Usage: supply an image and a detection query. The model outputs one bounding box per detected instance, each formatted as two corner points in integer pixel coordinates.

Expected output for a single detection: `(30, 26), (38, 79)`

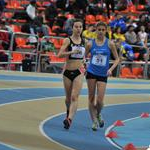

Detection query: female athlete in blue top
(85, 22), (120, 131)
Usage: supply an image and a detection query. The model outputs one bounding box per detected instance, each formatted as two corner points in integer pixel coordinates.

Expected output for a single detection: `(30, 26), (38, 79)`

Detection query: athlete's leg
(68, 73), (84, 120)
(87, 79), (97, 126)
(96, 81), (107, 127)
(63, 76), (72, 118)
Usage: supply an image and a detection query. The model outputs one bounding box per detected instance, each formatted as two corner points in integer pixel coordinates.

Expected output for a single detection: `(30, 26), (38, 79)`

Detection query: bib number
(91, 54), (107, 66)
(71, 46), (85, 58)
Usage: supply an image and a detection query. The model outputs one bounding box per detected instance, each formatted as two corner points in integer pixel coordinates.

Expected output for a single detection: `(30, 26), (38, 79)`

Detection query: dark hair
(114, 26), (121, 32)
(0, 20), (5, 25)
(127, 25), (134, 31)
(30, 0), (36, 5)
(72, 19), (83, 28)
(96, 21), (107, 29)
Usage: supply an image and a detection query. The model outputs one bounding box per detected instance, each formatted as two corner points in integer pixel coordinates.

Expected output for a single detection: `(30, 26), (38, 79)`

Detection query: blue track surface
(0, 74), (150, 150)
(43, 103), (150, 150)
(0, 88), (150, 104)
(113, 116), (150, 147)
(0, 74), (150, 84)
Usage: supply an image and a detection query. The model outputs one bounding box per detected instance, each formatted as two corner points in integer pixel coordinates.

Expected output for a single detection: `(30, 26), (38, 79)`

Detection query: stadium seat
(95, 15), (106, 22)
(50, 38), (62, 49)
(120, 67), (136, 78)
(132, 67), (143, 78)
(4, 12), (13, 18)
(136, 4), (145, 11)
(128, 5), (136, 13)
(16, 37), (35, 49)
(134, 52), (140, 60)
(12, 52), (23, 62)
(65, 14), (75, 19)
(85, 14), (96, 24)
(10, 25), (21, 32)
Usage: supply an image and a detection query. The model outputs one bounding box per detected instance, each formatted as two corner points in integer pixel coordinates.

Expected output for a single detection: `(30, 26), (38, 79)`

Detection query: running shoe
(97, 114), (104, 128)
(92, 121), (98, 131)
(63, 118), (72, 129)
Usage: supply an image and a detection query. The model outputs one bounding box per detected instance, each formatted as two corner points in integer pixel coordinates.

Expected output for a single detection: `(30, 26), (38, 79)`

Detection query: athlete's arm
(108, 40), (120, 76)
(57, 38), (79, 58)
(85, 40), (92, 58)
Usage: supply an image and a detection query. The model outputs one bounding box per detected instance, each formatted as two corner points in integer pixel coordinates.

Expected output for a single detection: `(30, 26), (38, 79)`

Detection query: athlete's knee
(97, 95), (104, 102)
(88, 94), (95, 102)
(71, 94), (78, 101)
(97, 100), (104, 108)
(65, 97), (71, 103)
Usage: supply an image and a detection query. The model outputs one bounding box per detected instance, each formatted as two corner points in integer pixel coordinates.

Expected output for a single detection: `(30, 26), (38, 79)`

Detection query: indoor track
(0, 70), (150, 150)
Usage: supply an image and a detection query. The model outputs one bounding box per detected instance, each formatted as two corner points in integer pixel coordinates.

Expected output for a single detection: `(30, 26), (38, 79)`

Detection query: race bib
(91, 54), (107, 66)
(71, 46), (85, 58)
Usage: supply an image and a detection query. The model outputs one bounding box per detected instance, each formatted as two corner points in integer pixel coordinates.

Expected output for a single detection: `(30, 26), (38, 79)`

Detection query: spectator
(82, 24), (96, 40)
(109, 14), (127, 33)
(138, 25), (148, 48)
(146, 0), (150, 14)
(116, 0), (128, 11)
(33, 10), (50, 37)
(125, 25), (138, 45)
(0, 51), (8, 62)
(136, 14), (149, 33)
(0, 20), (13, 50)
(64, 18), (74, 36)
(104, 0), (115, 18)
(26, 0), (37, 23)
(113, 26), (126, 41)
(75, 0), (89, 15)
(22, 54), (32, 72)
(65, 0), (78, 14)
(125, 25), (147, 61)
(56, 0), (66, 10)
(0, 0), (6, 18)
(45, 2), (58, 28)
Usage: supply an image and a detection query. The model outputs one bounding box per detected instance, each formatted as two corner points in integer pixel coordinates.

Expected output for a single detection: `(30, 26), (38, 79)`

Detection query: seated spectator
(33, 10), (50, 37)
(135, 13), (149, 33)
(105, 0), (115, 18)
(22, 54), (32, 72)
(56, 0), (66, 10)
(75, 0), (89, 15)
(138, 25), (148, 48)
(146, 0), (150, 14)
(113, 26), (126, 41)
(116, 39), (134, 61)
(0, 0), (7, 18)
(106, 25), (112, 39)
(126, 17), (137, 29)
(0, 20), (12, 50)
(0, 51), (8, 62)
(113, 27), (134, 61)
(45, 2), (58, 28)
(116, 0), (128, 11)
(125, 25), (147, 61)
(64, 18), (74, 36)
(137, 25), (148, 60)
(109, 13), (127, 33)
(26, 0), (37, 23)
(125, 25), (137, 45)
(82, 24), (96, 40)
(65, 0), (78, 14)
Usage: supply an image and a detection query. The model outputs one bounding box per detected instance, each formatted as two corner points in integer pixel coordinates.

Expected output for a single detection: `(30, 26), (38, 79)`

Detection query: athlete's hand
(107, 69), (112, 76)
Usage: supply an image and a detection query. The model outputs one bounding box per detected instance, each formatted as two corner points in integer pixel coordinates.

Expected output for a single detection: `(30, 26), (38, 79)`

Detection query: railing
(116, 43), (150, 79)
(1, 30), (150, 79)
(0, 30), (39, 72)
(37, 36), (65, 73)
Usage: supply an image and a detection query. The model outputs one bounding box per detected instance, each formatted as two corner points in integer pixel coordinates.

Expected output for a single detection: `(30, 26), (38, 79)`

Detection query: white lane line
(39, 101), (150, 150)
